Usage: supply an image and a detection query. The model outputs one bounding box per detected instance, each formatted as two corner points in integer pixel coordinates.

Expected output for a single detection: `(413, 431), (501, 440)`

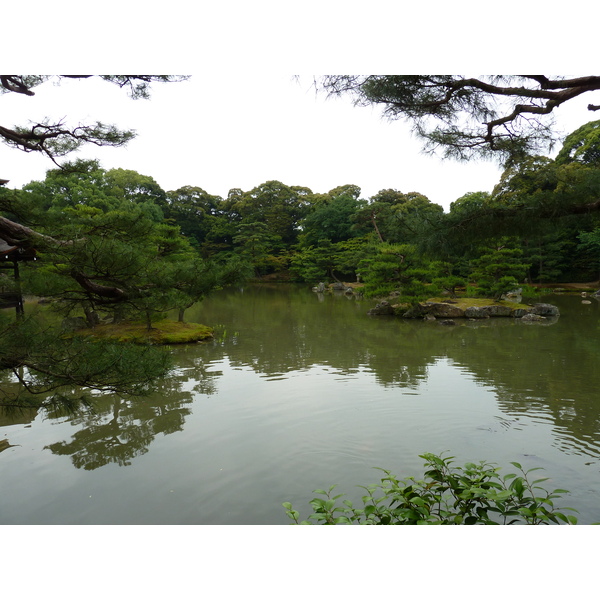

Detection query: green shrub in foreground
(283, 453), (578, 524)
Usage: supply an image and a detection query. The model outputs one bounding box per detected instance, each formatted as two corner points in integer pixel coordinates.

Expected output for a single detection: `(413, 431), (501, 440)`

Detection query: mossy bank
(71, 319), (214, 344)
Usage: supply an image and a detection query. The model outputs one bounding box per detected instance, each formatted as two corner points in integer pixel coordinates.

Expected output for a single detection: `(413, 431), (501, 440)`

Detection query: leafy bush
(283, 453), (578, 525)
(469, 241), (530, 300)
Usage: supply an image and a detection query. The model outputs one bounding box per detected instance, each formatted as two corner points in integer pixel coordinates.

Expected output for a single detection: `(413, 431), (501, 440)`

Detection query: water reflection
(2, 285), (600, 524)
(184, 286), (600, 461)
(39, 352), (219, 470)
(21, 286), (600, 469)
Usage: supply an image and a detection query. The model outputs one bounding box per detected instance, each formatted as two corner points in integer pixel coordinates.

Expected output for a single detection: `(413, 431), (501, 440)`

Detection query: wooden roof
(0, 237), (37, 261)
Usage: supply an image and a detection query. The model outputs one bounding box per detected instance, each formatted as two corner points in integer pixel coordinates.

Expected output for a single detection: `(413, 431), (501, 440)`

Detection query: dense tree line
(52, 118), (596, 303)
(4, 119), (600, 316)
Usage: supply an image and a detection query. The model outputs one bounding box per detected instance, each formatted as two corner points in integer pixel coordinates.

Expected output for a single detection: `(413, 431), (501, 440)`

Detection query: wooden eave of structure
(0, 237), (37, 262)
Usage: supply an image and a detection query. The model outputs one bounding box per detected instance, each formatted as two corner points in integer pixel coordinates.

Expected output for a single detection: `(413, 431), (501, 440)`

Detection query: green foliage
(0, 309), (172, 411)
(11, 161), (249, 330)
(1, 160), (250, 412)
(359, 243), (439, 301)
(431, 262), (466, 297)
(233, 221), (283, 276)
(521, 234), (576, 283)
(283, 453), (578, 525)
(300, 187), (367, 246)
(227, 180), (312, 246)
(289, 238), (371, 283)
(352, 190), (442, 246)
(163, 186), (229, 254)
(469, 239), (530, 300)
(555, 120), (600, 166)
(577, 227), (600, 279)
(289, 245), (332, 282)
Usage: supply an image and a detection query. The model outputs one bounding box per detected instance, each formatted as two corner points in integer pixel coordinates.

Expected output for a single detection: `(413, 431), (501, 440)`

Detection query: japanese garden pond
(1, 284), (600, 524)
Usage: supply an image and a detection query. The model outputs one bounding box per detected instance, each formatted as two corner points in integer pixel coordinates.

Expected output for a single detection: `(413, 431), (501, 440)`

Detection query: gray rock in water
(464, 306), (490, 319)
(521, 313), (545, 322)
(531, 303), (560, 316)
(439, 319), (456, 326)
(483, 305), (514, 317)
(426, 302), (465, 318)
(463, 304), (515, 318)
(465, 304), (528, 318)
(402, 303), (430, 319)
(368, 301), (395, 316)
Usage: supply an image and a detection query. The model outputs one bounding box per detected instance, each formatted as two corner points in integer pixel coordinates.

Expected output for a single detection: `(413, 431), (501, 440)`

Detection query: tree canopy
(320, 76), (600, 163)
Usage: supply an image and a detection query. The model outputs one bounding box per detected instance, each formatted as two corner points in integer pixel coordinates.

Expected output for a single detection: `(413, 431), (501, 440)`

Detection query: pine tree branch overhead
(0, 75), (188, 164)
(319, 75), (600, 163)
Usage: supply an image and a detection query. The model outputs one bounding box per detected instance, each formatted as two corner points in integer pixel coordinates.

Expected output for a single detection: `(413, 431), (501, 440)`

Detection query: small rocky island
(314, 282), (565, 323)
(367, 297), (559, 323)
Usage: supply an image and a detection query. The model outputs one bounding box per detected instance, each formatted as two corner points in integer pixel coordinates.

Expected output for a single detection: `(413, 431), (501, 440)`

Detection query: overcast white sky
(1, 74), (596, 212)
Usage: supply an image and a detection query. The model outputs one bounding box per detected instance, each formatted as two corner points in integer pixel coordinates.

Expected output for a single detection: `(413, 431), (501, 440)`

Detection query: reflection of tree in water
(445, 298), (600, 460)
(193, 286), (600, 460)
(189, 285), (434, 389)
(44, 352), (219, 470)
(46, 394), (192, 469)
(45, 287), (600, 469)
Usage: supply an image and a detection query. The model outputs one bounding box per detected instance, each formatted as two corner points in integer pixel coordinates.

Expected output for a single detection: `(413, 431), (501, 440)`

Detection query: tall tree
(227, 180), (313, 246)
(0, 76), (189, 411)
(300, 185), (367, 246)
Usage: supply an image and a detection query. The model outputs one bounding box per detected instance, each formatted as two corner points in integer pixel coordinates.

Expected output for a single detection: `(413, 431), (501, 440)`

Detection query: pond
(1, 284), (600, 524)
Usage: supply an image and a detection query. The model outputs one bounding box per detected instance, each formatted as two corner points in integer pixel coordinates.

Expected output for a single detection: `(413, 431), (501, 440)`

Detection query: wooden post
(13, 260), (24, 319)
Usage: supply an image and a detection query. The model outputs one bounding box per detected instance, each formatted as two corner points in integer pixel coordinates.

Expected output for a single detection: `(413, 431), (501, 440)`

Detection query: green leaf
(510, 477), (525, 496)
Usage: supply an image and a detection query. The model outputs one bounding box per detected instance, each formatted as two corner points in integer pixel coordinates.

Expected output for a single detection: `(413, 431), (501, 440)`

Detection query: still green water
(1, 284), (600, 524)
